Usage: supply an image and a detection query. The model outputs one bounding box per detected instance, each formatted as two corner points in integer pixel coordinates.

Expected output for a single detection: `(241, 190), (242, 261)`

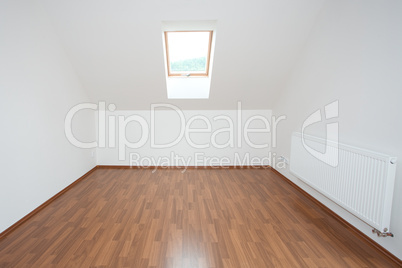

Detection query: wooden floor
(0, 168), (398, 267)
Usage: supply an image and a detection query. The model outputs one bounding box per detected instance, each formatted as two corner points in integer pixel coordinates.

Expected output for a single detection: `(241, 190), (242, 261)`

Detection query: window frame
(164, 30), (213, 77)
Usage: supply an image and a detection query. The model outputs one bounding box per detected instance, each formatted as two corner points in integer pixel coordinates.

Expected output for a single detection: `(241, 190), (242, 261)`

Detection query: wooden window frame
(164, 31), (213, 77)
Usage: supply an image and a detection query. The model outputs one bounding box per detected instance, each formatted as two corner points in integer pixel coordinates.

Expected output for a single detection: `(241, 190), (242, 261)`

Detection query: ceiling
(40, 0), (327, 110)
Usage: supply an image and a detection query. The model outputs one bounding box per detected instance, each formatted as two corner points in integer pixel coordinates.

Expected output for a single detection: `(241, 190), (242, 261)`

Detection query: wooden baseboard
(270, 167), (402, 266)
(97, 165), (271, 169)
(0, 166), (98, 240)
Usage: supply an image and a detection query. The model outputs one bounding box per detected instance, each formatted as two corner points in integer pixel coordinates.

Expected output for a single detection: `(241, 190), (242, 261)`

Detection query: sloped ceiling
(40, 0), (327, 110)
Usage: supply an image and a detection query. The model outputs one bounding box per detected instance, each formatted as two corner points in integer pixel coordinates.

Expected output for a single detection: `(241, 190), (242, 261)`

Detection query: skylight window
(164, 31), (213, 77)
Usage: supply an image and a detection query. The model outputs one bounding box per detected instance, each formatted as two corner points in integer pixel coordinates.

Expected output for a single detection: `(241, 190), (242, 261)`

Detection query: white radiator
(290, 132), (397, 233)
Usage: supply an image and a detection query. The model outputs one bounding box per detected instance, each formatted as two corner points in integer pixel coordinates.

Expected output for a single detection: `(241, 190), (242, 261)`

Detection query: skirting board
(0, 166), (98, 240)
(97, 165), (271, 169)
(270, 167), (402, 267)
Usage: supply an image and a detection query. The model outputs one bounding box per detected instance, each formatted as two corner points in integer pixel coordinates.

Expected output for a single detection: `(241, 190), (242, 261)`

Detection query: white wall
(272, 0), (402, 259)
(0, 1), (96, 233)
(97, 109), (272, 167)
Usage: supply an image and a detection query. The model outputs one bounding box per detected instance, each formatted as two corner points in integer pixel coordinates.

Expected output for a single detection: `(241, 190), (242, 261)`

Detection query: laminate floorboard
(0, 168), (398, 267)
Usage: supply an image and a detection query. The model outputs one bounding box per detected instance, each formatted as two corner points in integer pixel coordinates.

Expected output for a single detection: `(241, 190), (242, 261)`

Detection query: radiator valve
(372, 228), (394, 237)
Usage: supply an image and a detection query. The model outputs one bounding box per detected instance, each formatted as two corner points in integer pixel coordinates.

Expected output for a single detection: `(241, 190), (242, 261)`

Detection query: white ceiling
(40, 0), (327, 110)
